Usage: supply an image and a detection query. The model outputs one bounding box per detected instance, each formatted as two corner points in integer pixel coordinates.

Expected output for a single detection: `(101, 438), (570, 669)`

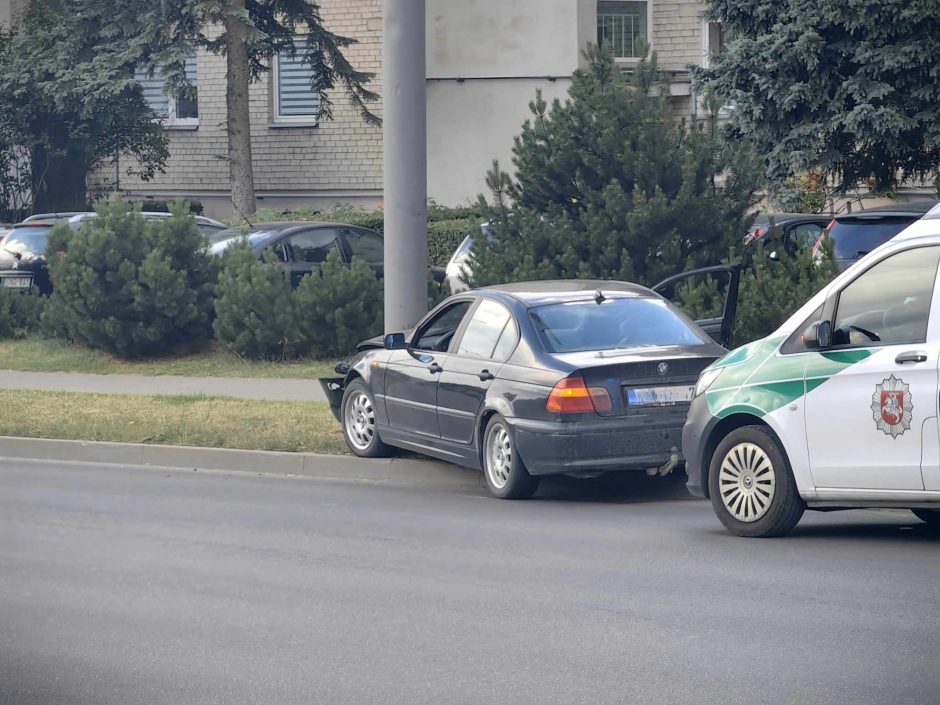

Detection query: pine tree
(702, 0), (940, 193)
(213, 242), (299, 359)
(470, 45), (761, 289)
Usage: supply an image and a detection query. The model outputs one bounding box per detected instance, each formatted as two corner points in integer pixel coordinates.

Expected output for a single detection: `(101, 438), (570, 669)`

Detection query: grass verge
(0, 389), (346, 454)
(0, 338), (338, 379)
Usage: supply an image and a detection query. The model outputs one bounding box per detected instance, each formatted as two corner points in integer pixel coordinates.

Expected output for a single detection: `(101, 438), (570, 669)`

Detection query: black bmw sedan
(325, 274), (738, 498)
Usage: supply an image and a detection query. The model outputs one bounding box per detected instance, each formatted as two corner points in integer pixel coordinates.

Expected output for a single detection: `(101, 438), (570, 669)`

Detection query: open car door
(652, 264), (740, 348)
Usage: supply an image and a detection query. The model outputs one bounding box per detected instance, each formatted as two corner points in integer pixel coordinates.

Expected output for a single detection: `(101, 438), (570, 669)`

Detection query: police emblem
(871, 375), (912, 438)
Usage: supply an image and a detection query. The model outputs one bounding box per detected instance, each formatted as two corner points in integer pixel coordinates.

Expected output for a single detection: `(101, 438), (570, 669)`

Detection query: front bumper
(510, 413), (686, 476)
(681, 394), (719, 498)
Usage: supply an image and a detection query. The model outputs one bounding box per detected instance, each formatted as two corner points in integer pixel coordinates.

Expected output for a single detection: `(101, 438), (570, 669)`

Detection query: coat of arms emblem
(871, 375), (912, 438)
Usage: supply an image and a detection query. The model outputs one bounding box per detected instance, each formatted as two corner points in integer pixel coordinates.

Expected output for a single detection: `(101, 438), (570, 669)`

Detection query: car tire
(341, 379), (393, 458)
(708, 425), (805, 538)
(482, 414), (539, 500)
(911, 509), (940, 528)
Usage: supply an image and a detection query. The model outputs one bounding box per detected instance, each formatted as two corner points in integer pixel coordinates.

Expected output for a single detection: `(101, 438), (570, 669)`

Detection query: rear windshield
(2, 226), (53, 258)
(529, 297), (707, 354)
(829, 218), (917, 260)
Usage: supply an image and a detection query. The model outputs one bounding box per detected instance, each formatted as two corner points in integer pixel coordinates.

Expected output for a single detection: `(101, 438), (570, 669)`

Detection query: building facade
(1, 0), (722, 218)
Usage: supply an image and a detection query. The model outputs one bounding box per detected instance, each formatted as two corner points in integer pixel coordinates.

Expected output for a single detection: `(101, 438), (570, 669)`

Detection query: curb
(0, 436), (484, 489)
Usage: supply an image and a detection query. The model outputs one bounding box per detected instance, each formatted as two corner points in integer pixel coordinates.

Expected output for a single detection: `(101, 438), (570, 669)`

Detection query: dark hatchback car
(209, 221), (445, 285)
(812, 201), (937, 270)
(743, 213), (831, 255)
(325, 272), (738, 498)
(0, 221), (57, 293)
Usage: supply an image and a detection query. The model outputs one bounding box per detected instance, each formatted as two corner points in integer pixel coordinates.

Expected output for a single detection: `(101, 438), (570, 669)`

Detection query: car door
(437, 299), (519, 445)
(382, 300), (474, 439)
(652, 264), (741, 348)
(803, 245), (940, 491)
(281, 228), (343, 286)
(341, 227), (384, 277)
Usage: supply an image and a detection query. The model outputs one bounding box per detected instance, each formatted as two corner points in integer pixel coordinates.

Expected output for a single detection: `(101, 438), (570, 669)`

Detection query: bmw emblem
(657, 362), (669, 376)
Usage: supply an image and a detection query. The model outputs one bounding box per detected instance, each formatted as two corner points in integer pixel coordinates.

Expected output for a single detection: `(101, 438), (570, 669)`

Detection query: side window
(832, 246), (940, 348)
(285, 229), (341, 265)
(413, 301), (473, 352)
(344, 229), (384, 266)
(456, 299), (514, 359)
(789, 223), (824, 251)
(491, 317), (520, 362)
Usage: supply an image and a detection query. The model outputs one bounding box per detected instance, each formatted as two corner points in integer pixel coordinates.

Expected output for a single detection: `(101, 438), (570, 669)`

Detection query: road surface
(1, 459), (937, 704)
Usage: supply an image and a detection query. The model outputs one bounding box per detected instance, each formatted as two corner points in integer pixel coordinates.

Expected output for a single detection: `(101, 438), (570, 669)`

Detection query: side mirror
(384, 332), (407, 350)
(804, 320), (832, 350)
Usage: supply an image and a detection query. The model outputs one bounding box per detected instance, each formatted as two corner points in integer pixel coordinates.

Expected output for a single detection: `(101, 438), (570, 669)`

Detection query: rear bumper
(509, 413), (686, 476)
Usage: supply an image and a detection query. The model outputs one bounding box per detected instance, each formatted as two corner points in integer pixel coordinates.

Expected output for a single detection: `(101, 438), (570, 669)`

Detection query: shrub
(213, 242), (300, 359)
(0, 288), (44, 339)
(45, 200), (215, 358)
(294, 250), (383, 357)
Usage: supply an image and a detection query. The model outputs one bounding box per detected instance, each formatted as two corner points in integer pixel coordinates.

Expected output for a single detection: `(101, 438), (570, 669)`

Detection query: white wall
(425, 0), (592, 205)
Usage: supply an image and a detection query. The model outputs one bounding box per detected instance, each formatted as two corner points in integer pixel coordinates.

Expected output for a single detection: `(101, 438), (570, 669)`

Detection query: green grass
(0, 338), (339, 379)
(0, 389), (346, 454)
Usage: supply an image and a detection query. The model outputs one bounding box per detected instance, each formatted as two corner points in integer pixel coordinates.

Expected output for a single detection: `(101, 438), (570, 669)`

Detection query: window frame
(411, 299), (476, 353)
(281, 227), (342, 266)
(272, 37), (321, 125)
(136, 55), (199, 130)
(596, 1), (653, 63)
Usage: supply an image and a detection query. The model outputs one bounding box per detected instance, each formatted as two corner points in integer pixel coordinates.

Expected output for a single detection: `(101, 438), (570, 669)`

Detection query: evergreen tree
(213, 242), (299, 359)
(45, 201), (214, 357)
(470, 45), (761, 289)
(702, 0), (940, 194)
(0, 3), (168, 211)
(293, 251), (383, 357)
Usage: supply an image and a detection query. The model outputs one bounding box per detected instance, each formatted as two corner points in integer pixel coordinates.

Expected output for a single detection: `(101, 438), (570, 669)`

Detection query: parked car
(67, 211), (227, 238)
(208, 221), (445, 286)
(23, 212), (89, 223)
(684, 203), (940, 537)
(444, 224), (490, 293)
(812, 201), (937, 270)
(0, 220), (57, 293)
(322, 267), (740, 498)
(743, 213), (831, 255)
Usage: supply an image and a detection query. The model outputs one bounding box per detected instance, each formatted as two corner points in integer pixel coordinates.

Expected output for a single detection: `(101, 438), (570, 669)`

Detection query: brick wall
(651, 0), (705, 72)
(95, 0), (383, 206)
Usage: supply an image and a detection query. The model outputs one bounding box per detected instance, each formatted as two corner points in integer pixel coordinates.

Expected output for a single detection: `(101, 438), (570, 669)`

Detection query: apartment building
(1, 0), (721, 217)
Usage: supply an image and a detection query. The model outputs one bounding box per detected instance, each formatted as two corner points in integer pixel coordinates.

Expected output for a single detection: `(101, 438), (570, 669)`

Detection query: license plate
(0, 276), (32, 288)
(626, 385), (695, 407)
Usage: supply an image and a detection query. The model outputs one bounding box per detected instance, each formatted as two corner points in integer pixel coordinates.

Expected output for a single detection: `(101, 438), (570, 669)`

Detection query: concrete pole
(383, 0), (428, 333)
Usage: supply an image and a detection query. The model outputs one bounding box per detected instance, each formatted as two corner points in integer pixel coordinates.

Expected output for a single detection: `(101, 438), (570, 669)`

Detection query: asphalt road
(1, 460), (938, 705)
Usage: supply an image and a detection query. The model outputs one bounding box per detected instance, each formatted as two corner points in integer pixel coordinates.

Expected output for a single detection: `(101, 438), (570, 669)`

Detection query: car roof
(233, 220), (372, 231)
(752, 213), (830, 225)
(482, 279), (653, 306)
(66, 211), (226, 227)
(835, 200), (938, 220)
(22, 212), (86, 222)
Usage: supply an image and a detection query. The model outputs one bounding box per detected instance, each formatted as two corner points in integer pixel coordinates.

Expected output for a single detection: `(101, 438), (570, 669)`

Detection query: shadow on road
(532, 469), (700, 505)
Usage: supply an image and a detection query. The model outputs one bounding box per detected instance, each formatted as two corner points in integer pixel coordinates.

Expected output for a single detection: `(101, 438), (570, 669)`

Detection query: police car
(683, 203), (940, 536)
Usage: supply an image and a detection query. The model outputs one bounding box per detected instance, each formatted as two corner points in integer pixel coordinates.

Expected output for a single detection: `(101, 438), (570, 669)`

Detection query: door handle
(895, 351), (928, 364)
(429, 363), (443, 375)
(478, 369), (495, 381)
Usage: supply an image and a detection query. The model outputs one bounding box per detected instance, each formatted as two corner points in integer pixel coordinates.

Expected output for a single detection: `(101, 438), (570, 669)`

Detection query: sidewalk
(0, 369), (329, 402)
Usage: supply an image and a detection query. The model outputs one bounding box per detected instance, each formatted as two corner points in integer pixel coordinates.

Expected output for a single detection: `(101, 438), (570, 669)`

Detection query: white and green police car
(683, 203), (940, 537)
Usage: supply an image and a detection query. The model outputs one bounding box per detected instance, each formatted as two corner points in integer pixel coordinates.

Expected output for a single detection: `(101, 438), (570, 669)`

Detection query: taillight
(546, 377), (612, 414)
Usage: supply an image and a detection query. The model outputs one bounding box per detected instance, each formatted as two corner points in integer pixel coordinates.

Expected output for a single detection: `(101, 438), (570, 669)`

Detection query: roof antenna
(594, 290), (606, 305)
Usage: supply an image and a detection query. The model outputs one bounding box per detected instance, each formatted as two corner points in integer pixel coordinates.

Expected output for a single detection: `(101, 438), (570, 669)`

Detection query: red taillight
(547, 377), (612, 414)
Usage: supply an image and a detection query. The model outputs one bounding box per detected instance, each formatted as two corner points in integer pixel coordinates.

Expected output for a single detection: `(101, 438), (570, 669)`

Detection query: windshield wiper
(3, 248), (22, 260)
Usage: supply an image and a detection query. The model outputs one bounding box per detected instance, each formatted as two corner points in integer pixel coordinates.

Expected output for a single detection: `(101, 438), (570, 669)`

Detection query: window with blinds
(135, 55), (198, 125)
(274, 38), (320, 122)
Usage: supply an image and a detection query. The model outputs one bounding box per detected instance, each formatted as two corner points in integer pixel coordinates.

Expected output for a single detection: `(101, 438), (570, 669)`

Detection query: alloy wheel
(718, 442), (776, 523)
(345, 391), (376, 451)
(486, 424), (513, 490)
